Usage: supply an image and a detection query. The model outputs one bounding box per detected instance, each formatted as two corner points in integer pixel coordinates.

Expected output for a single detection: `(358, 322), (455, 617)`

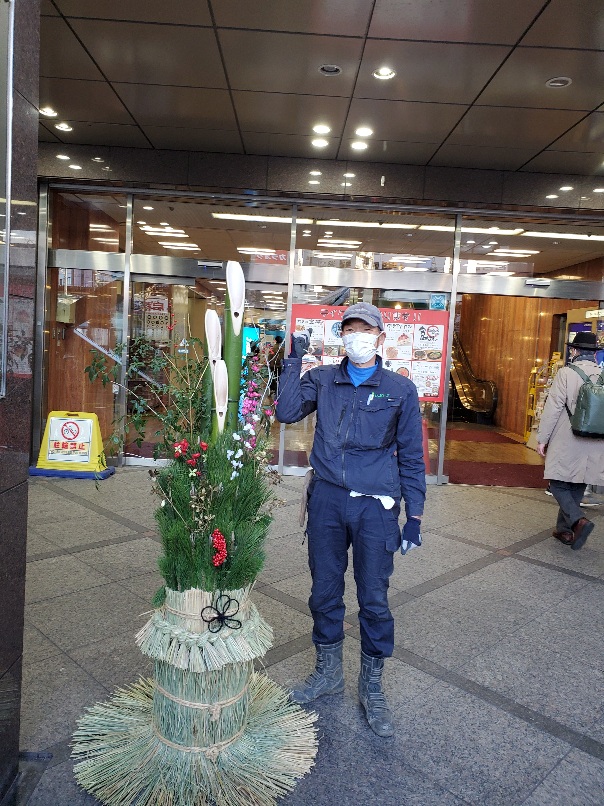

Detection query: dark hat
(567, 331), (598, 350)
(341, 302), (384, 331)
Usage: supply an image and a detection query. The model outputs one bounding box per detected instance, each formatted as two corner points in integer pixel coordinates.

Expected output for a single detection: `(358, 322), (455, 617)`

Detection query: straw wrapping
(153, 680), (249, 721)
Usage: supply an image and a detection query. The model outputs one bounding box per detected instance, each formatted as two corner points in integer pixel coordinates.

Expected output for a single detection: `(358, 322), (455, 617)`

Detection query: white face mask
(342, 332), (379, 365)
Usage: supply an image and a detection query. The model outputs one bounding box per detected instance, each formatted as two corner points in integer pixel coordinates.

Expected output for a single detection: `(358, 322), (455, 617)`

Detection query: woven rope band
(152, 723), (245, 761)
(154, 681), (248, 720)
(164, 600), (249, 621)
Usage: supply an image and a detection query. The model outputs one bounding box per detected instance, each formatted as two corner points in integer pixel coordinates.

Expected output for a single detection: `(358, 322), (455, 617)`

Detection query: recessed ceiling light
(319, 64), (342, 76)
(341, 182), (352, 187)
(55, 122), (72, 131)
(559, 186), (573, 191)
(488, 241), (498, 245)
(102, 166), (111, 171)
(373, 66), (396, 80)
(91, 157), (104, 162)
(308, 180), (320, 184)
(466, 240), (476, 244)
(160, 222), (169, 226)
(302, 233), (312, 236)
(309, 170), (322, 176)
(343, 173), (356, 178)
(593, 188), (604, 193)
(311, 138), (329, 148)
(546, 194), (558, 199)
(545, 76), (572, 88)
(137, 221), (146, 225)
(39, 106), (58, 117)
(69, 164), (82, 170)
(142, 205), (154, 210)
(313, 124), (331, 135)
(56, 154), (70, 160)
(355, 126), (373, 137)
(351, 141), (368, 150)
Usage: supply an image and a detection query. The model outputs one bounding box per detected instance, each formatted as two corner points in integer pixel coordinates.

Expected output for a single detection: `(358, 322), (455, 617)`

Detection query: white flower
(243, 422), (255, 434)
(252, 414), (260, 422)
(235, 449), (243, 459)
(244, 441), (252, 449)
(160, 500), (166, 507)
(230, 471), (239, 479)
(235, 461), (243, 468)
(226, 449), (234, 459)
(232, 433), (241, 441)
(189, 470), (197, 478)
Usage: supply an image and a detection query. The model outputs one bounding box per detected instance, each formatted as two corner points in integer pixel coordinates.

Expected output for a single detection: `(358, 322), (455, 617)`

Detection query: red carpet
(268, 449), (309, 466)
(428, 428), (517, 444)
(444, 459), (547, 488)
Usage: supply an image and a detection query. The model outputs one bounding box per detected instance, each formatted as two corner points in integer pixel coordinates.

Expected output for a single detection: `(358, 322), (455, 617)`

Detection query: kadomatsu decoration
(74, 262), (317, 806)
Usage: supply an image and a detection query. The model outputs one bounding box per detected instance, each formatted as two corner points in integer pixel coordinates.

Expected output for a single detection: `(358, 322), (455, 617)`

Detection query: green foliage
(85, 335), (212, 459)
(152, 431), (273, 593)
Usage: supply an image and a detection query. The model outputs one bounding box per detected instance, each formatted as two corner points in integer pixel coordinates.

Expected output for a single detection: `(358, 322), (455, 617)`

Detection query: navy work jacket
(276, 356), (426, 518)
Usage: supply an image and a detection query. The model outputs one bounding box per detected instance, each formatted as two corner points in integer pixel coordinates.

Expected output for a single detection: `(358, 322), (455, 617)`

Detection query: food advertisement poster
(291, 304), (449, 401)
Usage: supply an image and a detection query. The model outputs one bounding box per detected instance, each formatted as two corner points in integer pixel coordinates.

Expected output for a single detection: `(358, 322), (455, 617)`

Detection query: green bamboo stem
(223, 290), (244, 433)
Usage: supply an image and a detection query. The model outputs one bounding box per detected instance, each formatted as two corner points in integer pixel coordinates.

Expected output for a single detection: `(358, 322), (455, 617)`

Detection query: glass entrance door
(42, 265), (124, 448)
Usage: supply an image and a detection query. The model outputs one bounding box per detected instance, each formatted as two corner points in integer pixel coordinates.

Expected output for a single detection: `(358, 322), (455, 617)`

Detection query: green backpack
(565, 364), (604, 438)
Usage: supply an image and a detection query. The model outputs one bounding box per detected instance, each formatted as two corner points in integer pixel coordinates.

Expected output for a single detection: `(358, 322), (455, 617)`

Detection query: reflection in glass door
(42, 267), (124, 445)
(125, 280), (211, 461)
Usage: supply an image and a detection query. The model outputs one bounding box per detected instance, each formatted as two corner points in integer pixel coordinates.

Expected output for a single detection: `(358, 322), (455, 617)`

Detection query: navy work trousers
(305, 478), (401, 658)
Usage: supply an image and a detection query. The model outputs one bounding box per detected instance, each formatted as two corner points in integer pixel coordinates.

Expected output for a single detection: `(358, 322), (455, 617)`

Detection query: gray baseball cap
(341, 302), (385, 331)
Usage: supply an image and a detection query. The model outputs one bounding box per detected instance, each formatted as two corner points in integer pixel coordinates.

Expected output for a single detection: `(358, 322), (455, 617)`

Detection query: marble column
(0, 0), (40, 798)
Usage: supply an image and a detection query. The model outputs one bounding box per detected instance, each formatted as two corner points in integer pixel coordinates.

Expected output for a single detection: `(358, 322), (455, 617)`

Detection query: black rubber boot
(290, 639), (345, 704)
(358, 650), (394, 737)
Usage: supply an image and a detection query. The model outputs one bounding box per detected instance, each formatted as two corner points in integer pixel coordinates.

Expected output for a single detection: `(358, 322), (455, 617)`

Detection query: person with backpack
(537, 330), (604, 550)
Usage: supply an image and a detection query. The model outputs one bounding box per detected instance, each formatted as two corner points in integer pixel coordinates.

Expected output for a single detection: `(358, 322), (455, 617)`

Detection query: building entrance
(35, 187), (604, 488)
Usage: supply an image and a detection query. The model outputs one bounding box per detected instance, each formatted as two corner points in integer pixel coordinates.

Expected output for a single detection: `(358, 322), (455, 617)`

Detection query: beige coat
(537, 359), (604, 484)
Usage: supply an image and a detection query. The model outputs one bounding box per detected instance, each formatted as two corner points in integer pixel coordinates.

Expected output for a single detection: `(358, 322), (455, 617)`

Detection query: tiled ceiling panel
(113, 85), (236, 129)
(218, 31), (363, 95)
(213, 0), (374, 36)
(41, 0), (58, 15)
(242, 132), (340, 160)
(69, 20), (226, 88)
(544, 112), (604, 152)
(233, 91), (350, 136)
(355, 40), (511, 104)
(40, 17), (104, 81)
(40, 17), (104, 80)
(446, 106), (585, 150)
(342, 98), (465, 143)
(369, 0), (546, 44)
(342, 140), (439, 165)
(55, 0), (212, 26)
(144, 127), (243, 153)
(429, 144), (540, 171)
(36, 1), (604, 177)
(520, 0), (604, 50)
(39, 122), (60, 142)
(39, 77), (135, 125)
(521, 151), (604, 175)
(475, 47), (604, 111)
(53, 122), (152, 149)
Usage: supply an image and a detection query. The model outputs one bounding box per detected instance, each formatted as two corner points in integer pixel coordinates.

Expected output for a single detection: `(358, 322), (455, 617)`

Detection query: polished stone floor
(13, 469), (604, 805)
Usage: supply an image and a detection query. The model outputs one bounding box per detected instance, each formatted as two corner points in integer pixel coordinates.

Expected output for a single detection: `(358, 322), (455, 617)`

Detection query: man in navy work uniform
(276, 302), (426, 737)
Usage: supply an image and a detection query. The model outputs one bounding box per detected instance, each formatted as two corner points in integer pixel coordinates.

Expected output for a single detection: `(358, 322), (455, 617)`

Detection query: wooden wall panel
(459, 295), (598, 437)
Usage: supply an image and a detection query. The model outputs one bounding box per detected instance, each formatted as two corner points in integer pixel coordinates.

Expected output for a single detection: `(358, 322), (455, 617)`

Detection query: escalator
(449, 332), (498, 424)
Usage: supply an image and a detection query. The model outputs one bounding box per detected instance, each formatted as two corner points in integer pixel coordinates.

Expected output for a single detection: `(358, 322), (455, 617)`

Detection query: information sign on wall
(291, 305), (450, 402)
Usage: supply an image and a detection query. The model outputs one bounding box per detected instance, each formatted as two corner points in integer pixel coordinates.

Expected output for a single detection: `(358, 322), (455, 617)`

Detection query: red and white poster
(291, 305), (449, 402)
